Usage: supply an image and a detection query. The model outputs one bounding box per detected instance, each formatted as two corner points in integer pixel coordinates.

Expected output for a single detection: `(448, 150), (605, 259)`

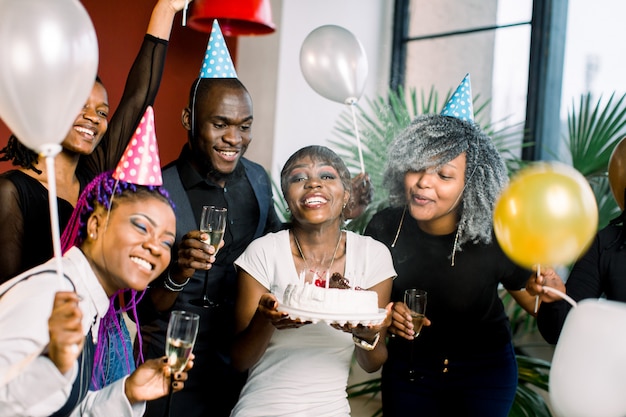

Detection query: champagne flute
(404, 288), (427, 381)
(190, 206), (227, 308)
(165, 310), (199, 417)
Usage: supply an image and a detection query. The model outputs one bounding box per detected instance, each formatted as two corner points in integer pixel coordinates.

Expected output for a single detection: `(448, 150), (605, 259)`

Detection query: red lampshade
(188, 0), (276, 36)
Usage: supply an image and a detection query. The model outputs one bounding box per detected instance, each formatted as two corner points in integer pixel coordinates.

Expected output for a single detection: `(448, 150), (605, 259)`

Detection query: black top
(537, 220), (626, 344)
(0, 34), (168, 284)
(177, 146), (263, 265)
(366, 207), (530, 356)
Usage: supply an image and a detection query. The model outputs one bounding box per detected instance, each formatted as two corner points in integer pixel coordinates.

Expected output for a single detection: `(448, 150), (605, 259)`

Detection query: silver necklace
(293, 230), (343, 285)
(391, 206), (460, 267)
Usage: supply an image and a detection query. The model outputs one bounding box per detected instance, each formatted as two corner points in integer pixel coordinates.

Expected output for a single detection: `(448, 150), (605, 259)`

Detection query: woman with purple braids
(0, 171), (192, 417)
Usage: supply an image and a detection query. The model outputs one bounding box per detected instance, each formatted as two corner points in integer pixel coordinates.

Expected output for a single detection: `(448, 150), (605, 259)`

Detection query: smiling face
(61, 80), (109, 155)
(404, 152), (467, 235)
(284, 155), (350, 227)
(183, 79), (253, 186)
(84, 194), (176, 296)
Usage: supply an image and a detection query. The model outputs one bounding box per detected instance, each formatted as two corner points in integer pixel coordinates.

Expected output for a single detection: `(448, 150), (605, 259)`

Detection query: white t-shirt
(231, 230), (396, 417)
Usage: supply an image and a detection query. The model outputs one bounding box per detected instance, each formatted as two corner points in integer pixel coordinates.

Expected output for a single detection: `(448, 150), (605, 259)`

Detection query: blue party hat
(199, 20), (237, 78)
(441, 73), (473, 122)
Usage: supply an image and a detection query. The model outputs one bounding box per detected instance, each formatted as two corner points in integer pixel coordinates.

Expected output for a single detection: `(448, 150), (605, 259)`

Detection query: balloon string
(534, 264), (540, 313)
(44, 151), (65, 288)
(348, 102), (365, 173)
(182, 0), (189, 26)
(543, 286), (578, 308)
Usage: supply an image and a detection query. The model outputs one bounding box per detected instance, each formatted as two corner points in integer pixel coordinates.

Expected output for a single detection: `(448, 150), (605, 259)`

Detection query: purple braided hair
(61, 170), (174, 389)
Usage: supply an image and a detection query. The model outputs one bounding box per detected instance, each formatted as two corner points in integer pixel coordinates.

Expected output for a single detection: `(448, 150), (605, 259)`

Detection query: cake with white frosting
(282, 280), (378, 315)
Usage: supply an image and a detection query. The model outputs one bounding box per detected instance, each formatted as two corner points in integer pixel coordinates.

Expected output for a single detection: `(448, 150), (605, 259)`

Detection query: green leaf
(567, 92), (626, 177)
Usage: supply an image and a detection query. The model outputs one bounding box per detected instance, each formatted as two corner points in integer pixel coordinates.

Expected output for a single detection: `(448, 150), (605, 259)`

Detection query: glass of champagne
(190, 206), (227, 308)
(165, 310), (199, 417)
(404, 288), (427, 381)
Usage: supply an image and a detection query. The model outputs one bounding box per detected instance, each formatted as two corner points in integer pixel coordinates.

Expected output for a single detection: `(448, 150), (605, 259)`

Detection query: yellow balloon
(493, 162), (598, 269)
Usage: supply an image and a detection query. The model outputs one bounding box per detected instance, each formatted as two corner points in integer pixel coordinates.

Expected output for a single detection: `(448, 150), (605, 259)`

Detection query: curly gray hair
(384, 114), (508, 249)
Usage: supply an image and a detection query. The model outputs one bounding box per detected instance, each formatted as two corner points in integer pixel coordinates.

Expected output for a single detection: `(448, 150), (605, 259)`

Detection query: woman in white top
(0, 171), (192, 417)
(230, 146), (396, 417)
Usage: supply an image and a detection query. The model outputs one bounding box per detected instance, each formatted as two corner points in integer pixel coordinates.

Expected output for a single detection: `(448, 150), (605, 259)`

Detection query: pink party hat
(113, 106), (163, 186)
(199, 20), (238, 78)
(441, 73), (474, 122)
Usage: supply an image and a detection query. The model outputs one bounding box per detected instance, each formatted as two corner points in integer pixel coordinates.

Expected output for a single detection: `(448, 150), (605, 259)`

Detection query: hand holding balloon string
(493, 162), (598, 312)
(526, 265), (577, 313)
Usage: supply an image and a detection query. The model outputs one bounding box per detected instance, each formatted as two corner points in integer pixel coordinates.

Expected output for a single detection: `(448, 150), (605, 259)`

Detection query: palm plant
(563, 92), (626, 229)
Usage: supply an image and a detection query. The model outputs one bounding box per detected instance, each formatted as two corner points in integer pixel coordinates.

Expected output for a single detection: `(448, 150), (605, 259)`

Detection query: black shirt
(177, 147), (260, 265)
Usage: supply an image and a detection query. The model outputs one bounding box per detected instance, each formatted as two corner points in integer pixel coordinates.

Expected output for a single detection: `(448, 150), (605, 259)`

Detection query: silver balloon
(300, 25), (368, 104)
(0, 0), (98, 153)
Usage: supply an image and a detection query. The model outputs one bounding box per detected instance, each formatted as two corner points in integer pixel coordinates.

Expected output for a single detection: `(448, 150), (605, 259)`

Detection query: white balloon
(550, 299), (626, 417)
(300, 25), (368, 105)
(0, 0), (98, 153)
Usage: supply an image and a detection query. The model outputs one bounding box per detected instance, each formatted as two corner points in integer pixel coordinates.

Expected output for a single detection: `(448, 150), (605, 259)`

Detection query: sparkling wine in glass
(164, 310), (199, 417)
(404, 288), (427, 381)
(191, 206), (227, 308)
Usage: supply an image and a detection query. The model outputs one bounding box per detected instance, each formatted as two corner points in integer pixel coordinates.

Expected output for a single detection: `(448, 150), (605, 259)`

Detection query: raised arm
(81, 0), (191, 175)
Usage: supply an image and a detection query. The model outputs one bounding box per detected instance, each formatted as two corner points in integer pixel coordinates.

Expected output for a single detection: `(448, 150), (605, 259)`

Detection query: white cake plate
(279, 306), (387, 326)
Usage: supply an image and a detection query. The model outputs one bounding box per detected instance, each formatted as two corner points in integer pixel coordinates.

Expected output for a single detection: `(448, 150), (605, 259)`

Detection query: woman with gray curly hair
(365, 112), (536, 416)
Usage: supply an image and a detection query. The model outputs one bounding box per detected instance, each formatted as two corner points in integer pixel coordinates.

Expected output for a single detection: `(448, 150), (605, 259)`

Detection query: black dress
(365, 206), (530, 417)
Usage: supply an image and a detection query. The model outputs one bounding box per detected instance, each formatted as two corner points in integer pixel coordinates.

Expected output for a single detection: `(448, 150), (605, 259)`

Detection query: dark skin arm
(231, 268), (394, 374)
(331, 278), (393, 373)
(525, 266), (567, 302)
(230, 271), (293, 372)
(124, 354), (193, 404)
(388, 301), (432, 340)
(148, 230), (220, 312)
(47, 292), (84, 374)
(342, 172), (373, 220)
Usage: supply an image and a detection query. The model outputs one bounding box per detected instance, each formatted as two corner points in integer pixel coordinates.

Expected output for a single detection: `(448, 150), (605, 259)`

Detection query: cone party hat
(441, 73), (474, 122)
(199, 20), (238, 78)
(113, 105), (163, 186)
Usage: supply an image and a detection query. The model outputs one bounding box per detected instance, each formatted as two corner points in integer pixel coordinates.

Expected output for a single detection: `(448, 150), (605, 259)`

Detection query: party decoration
(188, 0), (275, 36)
(300, 25), (368, 105)
(0, 0), (98, 154)
(441, 73), (474, 122)
(493, 161), (598, 269)
(550, 299), (626, 417)
(199, 20), (238, 79)
(113, 106), (163, 186)
(300, 25), (368, 173)
(608, 136), (626, 210)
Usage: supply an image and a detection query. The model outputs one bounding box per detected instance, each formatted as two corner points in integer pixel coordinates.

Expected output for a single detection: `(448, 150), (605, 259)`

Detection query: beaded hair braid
(60, 170), (174, 389)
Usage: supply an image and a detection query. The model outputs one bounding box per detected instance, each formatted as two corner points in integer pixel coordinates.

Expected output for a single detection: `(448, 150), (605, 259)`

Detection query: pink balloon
(0, 0), (98, 154)
(300, 25), (368, 105)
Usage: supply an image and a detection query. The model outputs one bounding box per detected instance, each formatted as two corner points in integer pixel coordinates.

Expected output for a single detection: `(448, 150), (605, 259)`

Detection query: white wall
(237, 0), (393, 182)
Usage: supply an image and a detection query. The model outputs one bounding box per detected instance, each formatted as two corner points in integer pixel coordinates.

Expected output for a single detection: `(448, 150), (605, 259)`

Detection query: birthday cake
(282, 274), (378, 315)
